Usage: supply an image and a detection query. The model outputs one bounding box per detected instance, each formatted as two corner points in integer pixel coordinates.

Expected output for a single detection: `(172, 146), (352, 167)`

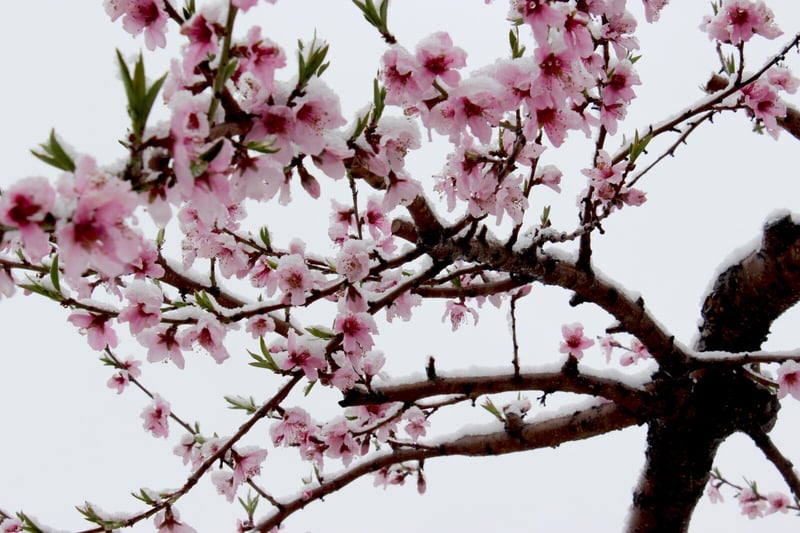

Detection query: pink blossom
(512, 0), (568, 44)
(442, 300), (479, 331)
(642, 0), (669, 23)
(118, 281), (162, 334)
(235, 27), (286, 93)
(292, 80), (347, 155)
(322, 418), (359, 466)
(494, 175), (528, 225)
(334, 311), (378, 356)
(179, 316), (230, 364)
(56, 157), (141, 280)
(68, 312), (119, 351)
(707, 482), (724, 504)
(180, 8), (222, 77)
(232, 0), (259, 12)
(141, 394), (170, 438)
(154, 507), (197, 533)
(211, 470), (237, 502)
(105, 0), (169, 50)
(270, 407), (312, 447)
(232, 445), (268, 485)
(738, 487), (766, 518)
(741, 80), (785, 139)
(602, 0), (640, 59)
(139, 324), (186, 369)
(276, 331), (327, 380)
(0, 177), (55, 261)
(414, 32), (467, 87)
(535, 165), (562, 193)
(381, 46), (424, 106)
(766, 492), (791, 514)
(246, 315), (275, 338)
(0, 269), (15, 300)
(1, 518), (23, 532)
(174, 434), (198, 466)
(249, 257), (279, 296)
(403, 406), (429, 441)
(620, 339), (651, 366)
(767, 67), (800, 94)
(336, 239), (371, 283)
(107, 358), (142, 394)
(375, 117), (421, 174)
(559, 323), (594, 359)
(701, 0), (782, 45)
(776, 360), (800, 400)
(276, 253), (314, 305)
(599, 335), (619, 362)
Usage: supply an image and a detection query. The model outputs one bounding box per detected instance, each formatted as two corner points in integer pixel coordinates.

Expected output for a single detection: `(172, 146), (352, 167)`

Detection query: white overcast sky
(2, 1), (800, 532)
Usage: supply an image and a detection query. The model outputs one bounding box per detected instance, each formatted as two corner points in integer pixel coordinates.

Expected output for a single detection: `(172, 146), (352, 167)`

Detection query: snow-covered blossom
(766, 492), (791, 514)
(620, 339), (651, 366)
(107, 358), (142, 394)
(105, 0), (169, 50)
(403, 406), (429, 441)
(334, 310), (378, 357)
(141, 395), (170, 438)
(118, 281), (162, 334)
(232, 445), (268, 485)
(179, 315), (231, 364)
(276, 330), (327, 380)
(559, 323), (594, 359)
(335, 239), (371, 283)
(276, 253), (314, 305)
(154, 507), (197, 533)
(139, 324), (186, 369)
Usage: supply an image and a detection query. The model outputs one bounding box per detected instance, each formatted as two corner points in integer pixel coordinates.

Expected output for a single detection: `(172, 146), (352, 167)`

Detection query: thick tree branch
(340, 370), (649, 415)
(254, 402), (640, 532)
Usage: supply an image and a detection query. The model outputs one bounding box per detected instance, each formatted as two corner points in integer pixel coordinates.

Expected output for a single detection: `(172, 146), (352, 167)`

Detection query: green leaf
(304, 380), (317, 396)
(225, 395), (259, 414)
(259, 226), (271, 248)
(629, 129), (652, 163)
(481, 398), (504, 422)
(194, 290), (215, 311)
(49, 255), (61, 294)
(116, 50), (166, 142)
(238, 490), (260, 517)
(245, 138), (280, 154)
(305, 326), (335, 339)
(30, 129), (76, 172)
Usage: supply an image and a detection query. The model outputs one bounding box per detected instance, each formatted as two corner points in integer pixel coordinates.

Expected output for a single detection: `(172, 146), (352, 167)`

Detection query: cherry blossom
(276, 253), (314, 305)
(559, 323), (594, 359)
(139, 324), (186, 369)
(141, 394), (170, 438)
(701, 0), (782, 45)
(68, 312), (119, 351)
(154, 507), (197, 533)
(118, 281), (163, 334)
(334, 310), (378, 358)
(403, 406), (429, 441)
(105, 0), (169, 50)
(442, 300), (479, 331)
(0, 177), (55, 261)
(335, 239), (372, 283)
(776, 360), (800, 400)
(738, 487), (767, 518)
(276, 331), (327, 380)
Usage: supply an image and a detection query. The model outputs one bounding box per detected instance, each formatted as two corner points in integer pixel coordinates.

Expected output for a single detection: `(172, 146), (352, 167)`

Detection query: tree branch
(254, 402), (640, 531)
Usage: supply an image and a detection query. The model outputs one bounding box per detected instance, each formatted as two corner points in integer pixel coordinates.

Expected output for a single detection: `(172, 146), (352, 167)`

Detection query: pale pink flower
(139, 324), (186, 369)
(559, 323), (594, 359)
(767, 492), (791, 514)
(154, 507), (197, 533)
(276, 253), (314, 305)
(403, 406), (429, 441)
(599, 335), (618, 362)
(535, 165), (562, 193)
(1, 518), (23, 532)
(292, 80), (347, 155)
(443, 300), (479, 331)
(270, 407), (312, 447)
(232, 0), (259, 12)
(323, 418), (359, 466)
(179, 316), (230, 364)
(180, 9), (221, 76)
(141, 395), (170, 438)
(118, 281), (162, 334)
(620, 339), (651, 366)
(512, 0), (567, 44)
(174, 434), (198, 465)
(776, 360), (800, 400)
(106, 0), (169, 50)
(246, 315), (275, 338)
(107, 358), (141, 394)
(738, 487), (766, 518)
(381, 46), (424, 106)
(707, 481), (724, 504)
(0, 177), (55, 261)
(334, 311), (378, 356)
(336, 239), (371, 283)
(642, 0), (669, 23)
(701, 0), (781, 45)
(415, 32), (467, 87)
(767, 67), (800, 94)
(276, 330), (327, 380)
(249, 257), (279, 296)
(0, 269), (15, 300)
(741, 80), (785, 139)
(211, 470), (237, 502)
(232, 445), (268, 485)
(495, 175), (528, 225)
(236, 27), (286, 93)
(68, 312), (119, 351)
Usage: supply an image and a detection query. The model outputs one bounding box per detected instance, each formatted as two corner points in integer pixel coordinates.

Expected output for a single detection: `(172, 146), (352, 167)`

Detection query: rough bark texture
(627, 215), (800, 532)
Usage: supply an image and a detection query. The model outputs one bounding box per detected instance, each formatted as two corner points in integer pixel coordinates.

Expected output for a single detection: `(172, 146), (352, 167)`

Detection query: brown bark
(627, 215), (800, 532)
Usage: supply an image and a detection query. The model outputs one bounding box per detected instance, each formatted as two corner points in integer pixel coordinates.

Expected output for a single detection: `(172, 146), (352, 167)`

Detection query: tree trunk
(626, 215), (800, 532)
